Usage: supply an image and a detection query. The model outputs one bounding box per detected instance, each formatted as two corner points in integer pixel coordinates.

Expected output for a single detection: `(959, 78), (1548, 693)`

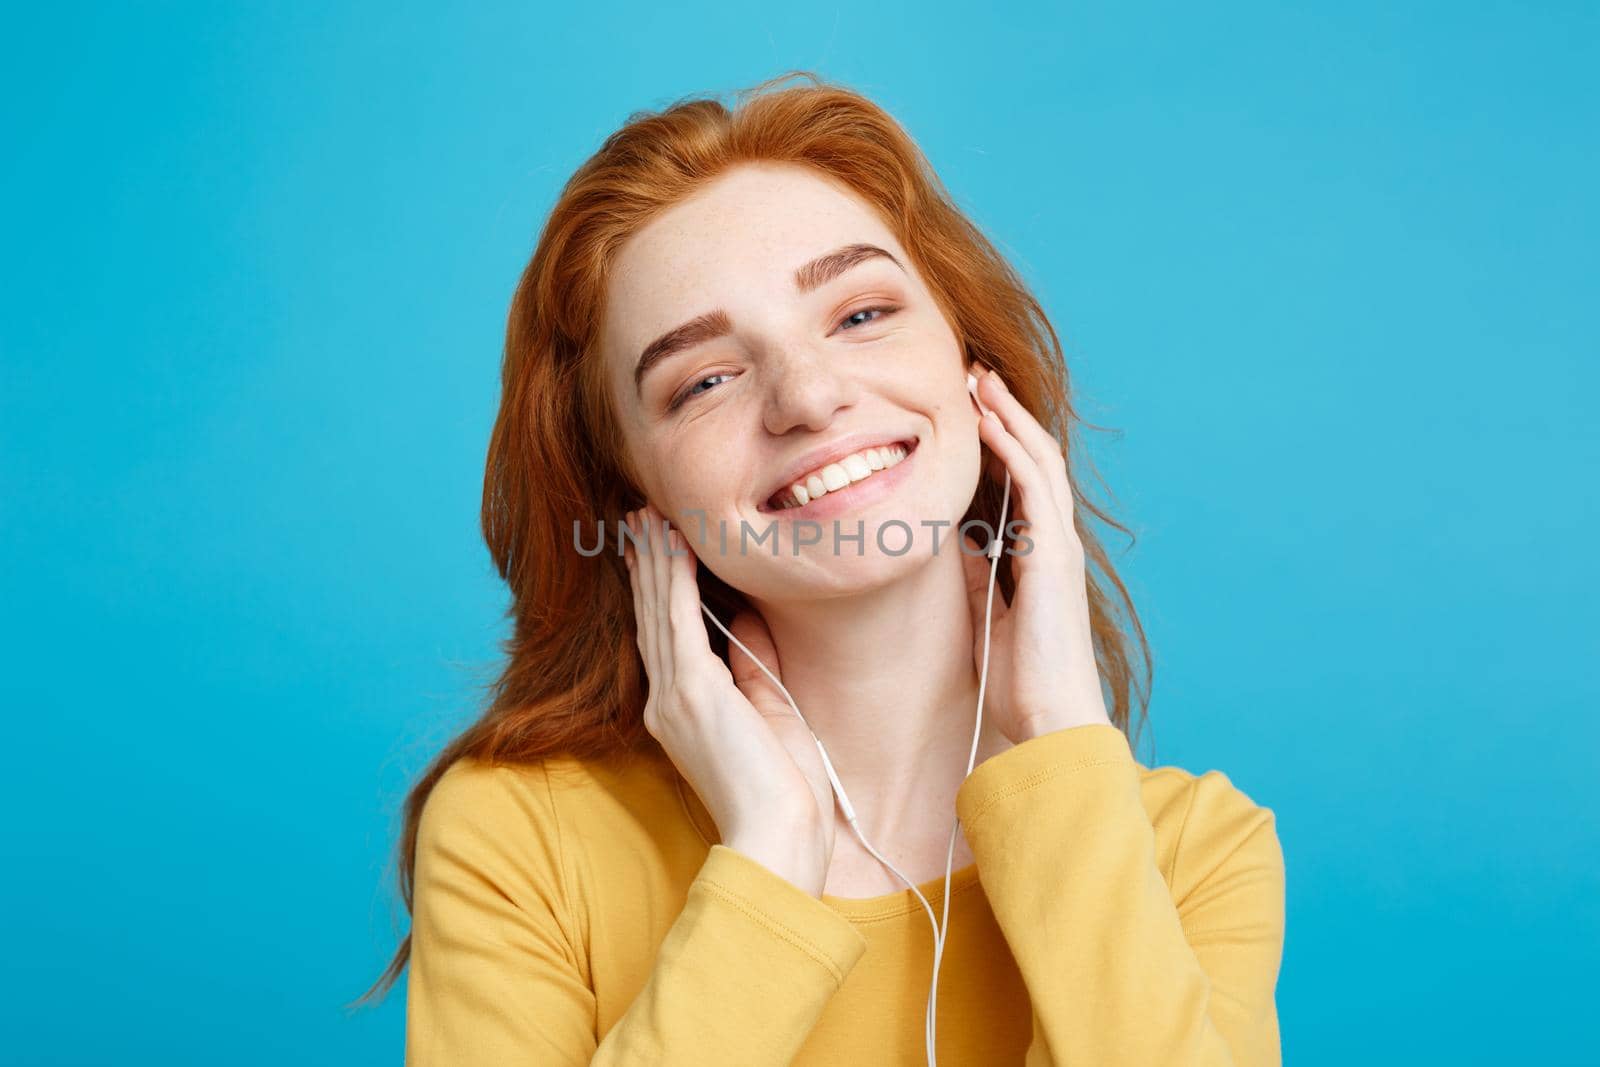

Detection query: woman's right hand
(623, 503), (838, 896)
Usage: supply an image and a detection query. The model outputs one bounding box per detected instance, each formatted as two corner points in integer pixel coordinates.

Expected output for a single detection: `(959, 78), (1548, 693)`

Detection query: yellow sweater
(404, 722), (1285, 1065)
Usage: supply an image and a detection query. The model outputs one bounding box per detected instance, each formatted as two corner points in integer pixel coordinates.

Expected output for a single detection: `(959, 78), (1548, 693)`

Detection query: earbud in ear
(967, 371), (991, 417)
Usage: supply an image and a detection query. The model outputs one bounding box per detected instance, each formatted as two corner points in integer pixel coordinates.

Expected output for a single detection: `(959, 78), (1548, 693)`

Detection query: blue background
(3, 3), (1594, 1063)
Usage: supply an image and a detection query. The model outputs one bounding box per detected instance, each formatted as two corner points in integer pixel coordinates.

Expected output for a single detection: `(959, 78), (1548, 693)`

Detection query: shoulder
(412, 754), (605, 915)
(421, 757), (552, 839)
(411, 759), (560, 893)
(416, 748), (679, 869)
(413, 746), (698, 947)
(1134, 756), (1284, 906)
(1134, 758), (1278, 844)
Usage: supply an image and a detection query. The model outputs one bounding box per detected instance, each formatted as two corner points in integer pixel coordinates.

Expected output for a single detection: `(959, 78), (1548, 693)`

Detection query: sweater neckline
(821, 861), (983, 920)
(673, 761), (985, 921)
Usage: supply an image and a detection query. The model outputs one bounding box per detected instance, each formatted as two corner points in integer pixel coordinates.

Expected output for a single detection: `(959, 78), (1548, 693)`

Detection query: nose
(758, 344), (861, 437)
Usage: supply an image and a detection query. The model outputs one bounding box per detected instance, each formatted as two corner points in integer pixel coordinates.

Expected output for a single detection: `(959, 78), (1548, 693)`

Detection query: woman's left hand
(960, 363), (1114, 743)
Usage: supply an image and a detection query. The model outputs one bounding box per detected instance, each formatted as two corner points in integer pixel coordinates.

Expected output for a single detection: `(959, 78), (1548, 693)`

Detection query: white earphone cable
(693, 378), (1011, 1067)
(924, 465), (1010, 1067)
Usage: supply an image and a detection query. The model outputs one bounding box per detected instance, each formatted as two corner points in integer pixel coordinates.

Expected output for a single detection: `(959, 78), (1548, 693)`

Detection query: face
(600, 162), (983, 602)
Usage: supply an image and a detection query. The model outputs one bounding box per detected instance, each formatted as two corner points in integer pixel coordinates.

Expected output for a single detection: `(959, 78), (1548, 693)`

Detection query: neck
(744, 548), (1013, 840)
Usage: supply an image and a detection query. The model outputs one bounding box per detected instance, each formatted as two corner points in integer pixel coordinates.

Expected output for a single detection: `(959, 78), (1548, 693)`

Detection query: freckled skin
(599, 160), (982, 596)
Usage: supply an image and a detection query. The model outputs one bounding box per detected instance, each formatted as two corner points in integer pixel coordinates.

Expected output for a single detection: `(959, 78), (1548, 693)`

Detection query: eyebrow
(632, 242), (906, 397)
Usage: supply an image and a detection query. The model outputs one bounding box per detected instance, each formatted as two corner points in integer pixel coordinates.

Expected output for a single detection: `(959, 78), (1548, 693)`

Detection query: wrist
(725, 826), (828, 898)
(1014, 706), (1115, 743)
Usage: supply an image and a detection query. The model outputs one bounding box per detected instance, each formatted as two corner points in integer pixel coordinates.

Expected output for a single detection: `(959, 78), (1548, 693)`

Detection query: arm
(405, 758), (868, 1065)
(954, 723), (1286, 1066)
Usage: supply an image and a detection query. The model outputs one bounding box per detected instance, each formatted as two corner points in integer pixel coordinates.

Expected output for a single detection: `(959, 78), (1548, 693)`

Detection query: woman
(357, 71), (1286, 1065)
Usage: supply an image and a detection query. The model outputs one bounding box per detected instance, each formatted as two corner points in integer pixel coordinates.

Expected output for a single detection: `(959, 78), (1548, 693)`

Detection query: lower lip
(759, 442), (919, 523)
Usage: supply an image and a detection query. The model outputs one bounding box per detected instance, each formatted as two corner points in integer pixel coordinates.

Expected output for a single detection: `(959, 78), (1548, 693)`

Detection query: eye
(667, 371), (735, 412)
(837, 304), (900, 332)
(666, 305), (902, 411)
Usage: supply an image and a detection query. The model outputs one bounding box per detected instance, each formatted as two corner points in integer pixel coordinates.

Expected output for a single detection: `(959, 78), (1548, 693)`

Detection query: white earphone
(696, 368), (1013, 1067)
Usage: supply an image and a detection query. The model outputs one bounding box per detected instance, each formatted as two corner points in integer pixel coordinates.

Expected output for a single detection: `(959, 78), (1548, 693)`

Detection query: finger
(643, 505), (675, 693)
(626, 512), (659, 679)
(977, 409), (1057, 545)
(665, 525), (709, 673)
(977, 370), (1073, 522)
(976, 368), (1065, 472)
(625, 537), (655, 680)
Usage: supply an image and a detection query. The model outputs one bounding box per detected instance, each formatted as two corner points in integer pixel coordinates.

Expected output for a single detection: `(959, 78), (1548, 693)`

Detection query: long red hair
(351, 70), (1153, 1009)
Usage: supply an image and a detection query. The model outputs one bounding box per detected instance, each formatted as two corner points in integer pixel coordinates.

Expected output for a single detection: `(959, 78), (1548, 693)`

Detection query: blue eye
(668, 372), (735, 411)
(838, 304), (898, 330)
(666, 304), (900, 411)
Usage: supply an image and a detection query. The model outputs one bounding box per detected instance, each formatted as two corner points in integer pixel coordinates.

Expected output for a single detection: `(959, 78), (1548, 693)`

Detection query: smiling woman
(597, 159), (998, 594)
(355, 70), (1285, 1067)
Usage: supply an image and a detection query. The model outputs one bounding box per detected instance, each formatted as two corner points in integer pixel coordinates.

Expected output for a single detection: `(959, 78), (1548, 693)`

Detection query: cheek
(653, 440), (750, 517)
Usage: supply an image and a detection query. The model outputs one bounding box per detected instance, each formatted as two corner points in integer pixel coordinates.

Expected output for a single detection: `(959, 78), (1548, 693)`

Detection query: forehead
(601, 164), (904, 371)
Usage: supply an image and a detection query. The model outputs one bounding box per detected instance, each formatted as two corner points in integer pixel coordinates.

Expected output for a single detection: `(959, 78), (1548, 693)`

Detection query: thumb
(726, 609), (790, 716)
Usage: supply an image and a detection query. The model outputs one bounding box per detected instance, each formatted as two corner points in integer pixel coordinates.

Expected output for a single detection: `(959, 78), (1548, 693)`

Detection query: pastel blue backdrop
(3, 3), (1593, 1064)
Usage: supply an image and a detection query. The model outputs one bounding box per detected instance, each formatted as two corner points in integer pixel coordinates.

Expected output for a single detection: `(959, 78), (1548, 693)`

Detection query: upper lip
(756, 431), (919, 510)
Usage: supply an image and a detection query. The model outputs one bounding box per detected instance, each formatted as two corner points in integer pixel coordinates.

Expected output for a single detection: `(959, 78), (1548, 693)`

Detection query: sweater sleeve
(405, 758), (869, 1065)
(953, 723), (1285, 1066)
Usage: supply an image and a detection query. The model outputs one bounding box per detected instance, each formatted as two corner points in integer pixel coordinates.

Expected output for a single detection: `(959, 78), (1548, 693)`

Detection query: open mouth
(758, 437), (920, 512)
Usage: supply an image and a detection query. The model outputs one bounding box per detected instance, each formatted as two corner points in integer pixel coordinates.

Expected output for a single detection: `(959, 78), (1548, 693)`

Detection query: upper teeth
(771, 443), (911, 510)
